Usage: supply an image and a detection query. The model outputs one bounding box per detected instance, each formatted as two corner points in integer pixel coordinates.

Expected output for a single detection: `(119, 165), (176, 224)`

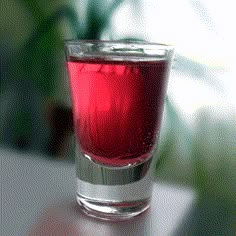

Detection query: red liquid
(67, 59), (169, 166)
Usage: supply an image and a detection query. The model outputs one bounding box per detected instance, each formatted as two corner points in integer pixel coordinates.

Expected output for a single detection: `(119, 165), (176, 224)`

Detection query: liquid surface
(67, 59), (169, 166)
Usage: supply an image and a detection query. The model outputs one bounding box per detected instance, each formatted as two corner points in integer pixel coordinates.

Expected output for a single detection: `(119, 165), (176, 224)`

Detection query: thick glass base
(77, 193), (150, 221)
(75, 152), (155, 220)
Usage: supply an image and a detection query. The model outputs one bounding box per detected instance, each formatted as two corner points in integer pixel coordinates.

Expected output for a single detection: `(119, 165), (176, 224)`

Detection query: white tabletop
(1, 148), (196, 236)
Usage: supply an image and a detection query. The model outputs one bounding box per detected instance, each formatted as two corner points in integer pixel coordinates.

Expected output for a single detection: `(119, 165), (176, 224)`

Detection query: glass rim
(65, 40), (174, 62)
(64, 39), (174, 50)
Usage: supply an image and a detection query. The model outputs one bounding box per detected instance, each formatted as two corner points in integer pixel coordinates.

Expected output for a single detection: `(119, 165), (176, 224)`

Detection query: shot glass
(65, 40), (174, 220)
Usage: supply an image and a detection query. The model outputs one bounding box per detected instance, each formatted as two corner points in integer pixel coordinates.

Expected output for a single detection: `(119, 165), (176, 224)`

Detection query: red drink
(67, 59), (169, 166)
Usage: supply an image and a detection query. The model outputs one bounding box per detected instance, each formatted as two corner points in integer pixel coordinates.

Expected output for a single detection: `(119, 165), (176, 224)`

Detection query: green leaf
(20, 0), (45, 25)
(81, 0), (125, 39)
(24, 5), (79, 48)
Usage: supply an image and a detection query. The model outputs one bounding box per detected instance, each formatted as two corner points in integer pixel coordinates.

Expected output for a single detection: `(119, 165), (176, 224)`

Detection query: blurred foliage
(0, 0), (126, 152)
(158, 102), (235, 201)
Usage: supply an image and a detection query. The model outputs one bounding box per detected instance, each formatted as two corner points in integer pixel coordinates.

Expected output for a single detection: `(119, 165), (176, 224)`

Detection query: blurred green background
(0, 0), (235, 235)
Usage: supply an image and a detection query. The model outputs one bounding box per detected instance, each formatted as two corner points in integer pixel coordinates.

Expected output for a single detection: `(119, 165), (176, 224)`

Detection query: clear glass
(65, 40), (174, 220)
